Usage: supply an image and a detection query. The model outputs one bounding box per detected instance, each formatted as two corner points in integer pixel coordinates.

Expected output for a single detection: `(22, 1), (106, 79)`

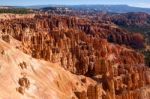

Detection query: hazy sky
(0, 0), (150, 8)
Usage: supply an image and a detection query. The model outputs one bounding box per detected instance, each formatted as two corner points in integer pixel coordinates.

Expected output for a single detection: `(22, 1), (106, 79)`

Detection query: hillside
(0, 30), (97, 99)
(38, 5), (150, 13)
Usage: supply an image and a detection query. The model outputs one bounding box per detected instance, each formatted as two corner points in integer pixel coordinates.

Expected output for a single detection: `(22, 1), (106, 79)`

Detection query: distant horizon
(0, 4), (150, 9)
(0, 0), (150, 8)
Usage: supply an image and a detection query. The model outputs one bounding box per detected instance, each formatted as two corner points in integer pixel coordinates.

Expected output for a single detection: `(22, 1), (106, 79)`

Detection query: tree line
(0, 8), (31, 14)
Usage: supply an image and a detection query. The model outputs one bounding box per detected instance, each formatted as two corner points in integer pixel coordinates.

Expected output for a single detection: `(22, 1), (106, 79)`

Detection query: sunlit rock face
(0, 39), (98, 99)
(0, 14), (149, 99)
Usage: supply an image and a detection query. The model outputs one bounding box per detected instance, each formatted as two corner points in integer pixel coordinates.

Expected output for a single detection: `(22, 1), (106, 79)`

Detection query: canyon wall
(0, 14), (149, 99)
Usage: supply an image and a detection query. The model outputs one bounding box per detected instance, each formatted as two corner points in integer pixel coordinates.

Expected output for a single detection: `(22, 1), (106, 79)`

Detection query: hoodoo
(0, 2), (150, 99)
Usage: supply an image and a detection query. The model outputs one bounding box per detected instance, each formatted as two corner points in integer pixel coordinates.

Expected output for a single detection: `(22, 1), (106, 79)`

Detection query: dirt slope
(0, 39), (96, 99)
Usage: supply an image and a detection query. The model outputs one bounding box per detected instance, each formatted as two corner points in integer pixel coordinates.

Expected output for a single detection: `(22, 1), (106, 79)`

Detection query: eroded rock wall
(0, 14), (149, 99)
